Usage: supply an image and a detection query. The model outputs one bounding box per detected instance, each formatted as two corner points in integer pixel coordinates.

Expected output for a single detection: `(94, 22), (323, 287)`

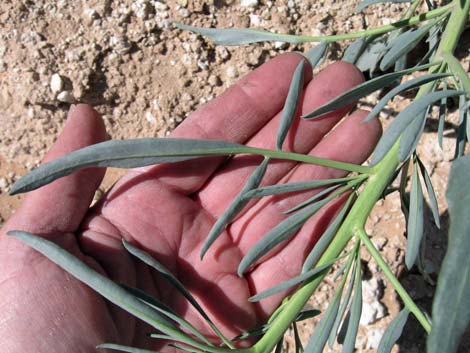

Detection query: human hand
(0, 53), (381, 352)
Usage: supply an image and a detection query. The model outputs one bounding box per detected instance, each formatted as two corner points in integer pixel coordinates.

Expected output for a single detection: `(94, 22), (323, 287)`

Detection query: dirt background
(1, 1), (469, 352)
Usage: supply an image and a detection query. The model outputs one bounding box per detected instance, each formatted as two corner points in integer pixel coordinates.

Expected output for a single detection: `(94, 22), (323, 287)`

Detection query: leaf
(249, 254), (345, 302)
(243, 177), (355, 199)
(121, 285), (212, 346)
(296, 309), (322, 321)
(9, 138), (248, 195)
(398, 108), (428, 162)
(174, 22), (311, 46)
(275, 337), (284, 353)
(284, 184), (342, 214)
(341, 252), (363, 353)
(427, 155), (470, 353)
(342, 37), (368, 64)
(201, 157), (269, 259)
(362, 73), (449, 123)
(238, 200), (324, 276)
(437, 82), (448, 148)
(302, 194), (354, 272)
(277, 61), (306, 150)
(405, 163), (424, 270)
(416, 158), (440, 229)
(380, 22), (435, 71)
(122, 241), (232, 347)
(6, 231), (179, 336)
(96, 343), (158, 353)
(302, 63), (438, 120)
(371, 90), (463, 165)
(454, 97), (467, 159)
(355, 0), (409, 13)
(293, 322), (304, 353)
(305, 42), (329, 68)
(231, 323), (271, 341)
(355, 38), (388, 73)
(443, 52), (470, 95)
(377, 308), (410, 353)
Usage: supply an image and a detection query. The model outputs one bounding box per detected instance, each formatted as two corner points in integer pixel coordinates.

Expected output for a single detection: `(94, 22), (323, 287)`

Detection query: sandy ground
(1, 1), (469, 352)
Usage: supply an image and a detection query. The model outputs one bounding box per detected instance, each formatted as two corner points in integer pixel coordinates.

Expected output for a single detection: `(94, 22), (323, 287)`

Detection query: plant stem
(356, 228), (431, 332)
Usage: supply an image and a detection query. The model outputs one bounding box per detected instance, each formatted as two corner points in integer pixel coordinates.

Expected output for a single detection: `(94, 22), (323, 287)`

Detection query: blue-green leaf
(355, 38), (388, 73)
(437, 82), (448, 148)
(284, 184), (342, 214)
(296, 309), (322, 321)
(427, 155), (470, 353)
(362, 73), (449, 123)
(238, 200), (324, 276)
(405, 163), (424, 270)
(96, 343), (158, 353)
(377, 308), (410, 353)
(305, 42), (329, 68)
(175, 22), (312, 46)
(277, 61), (306, 151)
(302, 63), (438, 120)
(416, 158), (440, 229)
(371, 90), (463, 165)
(302, 194), (354, 272)
(201, 157), (269, 259)
(398, 108), (428, 162)
(355, 0), (409, 13)
(380, 22), (435, 71)
(342, 37), (368, 64)
(7, 231), (179, 336)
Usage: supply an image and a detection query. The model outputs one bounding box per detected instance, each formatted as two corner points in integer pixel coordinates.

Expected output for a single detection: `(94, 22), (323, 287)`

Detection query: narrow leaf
(341, 252), (363, 353)
(362, 73), (449, 123)
(427, 156), (470, 353)
(378, 308), (410, 353)
(243, 177), (355, 199)
(371, 90), (463, 164)
(175, 22), (312, 46)
(342, 37), (367, 64)
(7, 231), (178, 335)
(302, 194), (354, 272)
(201, 157), (269, 258)
(355, 38), (388, 73)
(380, 22), (435, 71)
(302, 63), (438, 120)
(405, 163), (424, 270)
(96, 343), (158, 353)
(398, 108), (428, 162)
(275, 337), (284, 353)
(296, 309), (322, 321)
(443, 52), (470, 94)
(238, 200), (323, 276)
(305, 42), (329, 68)
(355, 0), (409, 13)
(277, 61), (306, 151)
(9, 138), (247, 195)
(231, 323), (271, 341)
(416, 158), (440, 229)
(249, 254), (345, 302)
(284, 184), (341, 214)
(437, 82), (448, 148)
(293, 322), (304, 353)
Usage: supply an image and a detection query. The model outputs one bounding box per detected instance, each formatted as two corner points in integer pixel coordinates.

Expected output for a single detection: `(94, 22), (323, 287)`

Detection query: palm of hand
(0, 54), (380, 352)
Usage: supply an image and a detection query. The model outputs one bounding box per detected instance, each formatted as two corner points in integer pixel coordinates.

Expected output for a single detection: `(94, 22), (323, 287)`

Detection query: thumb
(3, 104), (108, 237)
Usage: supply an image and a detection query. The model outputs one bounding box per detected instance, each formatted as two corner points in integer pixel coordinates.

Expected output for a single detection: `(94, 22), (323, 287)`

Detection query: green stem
(356, 228), (431, 332)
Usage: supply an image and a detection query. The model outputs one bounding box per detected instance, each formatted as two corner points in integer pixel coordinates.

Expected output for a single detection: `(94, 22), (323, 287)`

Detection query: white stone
(0, 177), (9, 190)
(240, 0), (258, 8)
(360, 300), (386, 325)
(249, 14), (261, 26)
(57, 90), (74, 103)
(226, 66), (238, 78)
(50, 73), (64, 93)
(366, 328), (384, 349)
(145, 111), (156, 124)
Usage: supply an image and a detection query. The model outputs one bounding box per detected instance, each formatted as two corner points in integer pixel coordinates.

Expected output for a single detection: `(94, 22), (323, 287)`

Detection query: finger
(2, 104), (107, 237)
(110, 53), (313, 196)
(197, 62), (364, 218)
(232, 110), (381, 256)
(244, 111), (382, 317)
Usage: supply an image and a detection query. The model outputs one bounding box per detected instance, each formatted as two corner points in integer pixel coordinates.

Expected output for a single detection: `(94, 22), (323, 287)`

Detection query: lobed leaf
(362, 73), (449, 123)
(371, 90), (463, 165)
(277, 61), (306, 151)
(174, 22), (311, 46)
(355, 0), (409, 13)
(427, 156), (470, 353)
(405, 163), (424, 270)
(237, 200), (325, 276)
(416, 158), (440, 229)
(96, 343), (158, 353)
(305, 42), (329, 68)
(201, 158), (269, 259)
(377, 308), (410, 353)
(302, 63), (438, 120)
(7, 231), (178, 336)
(302, 194), (354, 272)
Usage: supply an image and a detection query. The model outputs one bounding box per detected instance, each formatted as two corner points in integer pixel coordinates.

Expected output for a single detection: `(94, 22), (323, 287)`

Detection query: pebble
(57, 90), (75, 103)
(50, 73), (64, 93)
(249, 14), (261, 26)
(366, 328), (384, 349)
(226, 66), (238, 78)
(145, 111), (157, 124)
(360, 300), (387, 325)
(241, 0), (259, 8)
(0, 177), (9, 190)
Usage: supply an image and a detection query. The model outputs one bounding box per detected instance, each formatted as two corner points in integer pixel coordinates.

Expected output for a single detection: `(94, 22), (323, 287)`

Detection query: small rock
(50, 73), (64, 94)
(0, 177), (9, 190)
(145, 111), (156, 124)
(274, 41), (288, 49)
(57, 90), (75, 103)
(109, 36), (132, 55)
(360, 300), (387, 325)
(249, 14), (261, 26)
(366, 328), (384, 349)
(226, 66), (238, 78)
(179, 8), (190, 18)
(241, 0), (258, 8)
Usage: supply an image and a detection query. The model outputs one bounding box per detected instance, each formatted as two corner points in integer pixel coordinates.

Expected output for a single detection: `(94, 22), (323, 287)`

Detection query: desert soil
(0, 1), (469, 352)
